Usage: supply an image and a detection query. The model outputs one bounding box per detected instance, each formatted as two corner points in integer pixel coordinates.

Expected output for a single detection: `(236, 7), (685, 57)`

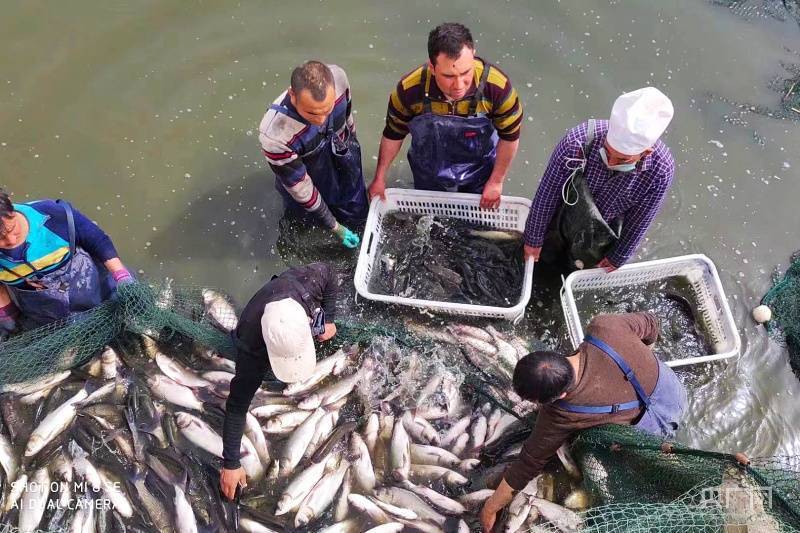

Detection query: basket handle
(365, 230), (375, 257)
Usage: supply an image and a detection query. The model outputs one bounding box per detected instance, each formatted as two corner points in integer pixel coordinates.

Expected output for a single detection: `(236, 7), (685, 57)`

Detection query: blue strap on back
(554, 334), (651, 414)
(56, 199), (76, 257)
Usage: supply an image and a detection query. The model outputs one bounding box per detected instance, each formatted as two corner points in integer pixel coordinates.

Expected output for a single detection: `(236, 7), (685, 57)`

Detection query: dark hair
(428, 23), (474, 65)
(0, 191), (13, 220)
(512, 351), (574, 404)
(290, 61), (334, 102)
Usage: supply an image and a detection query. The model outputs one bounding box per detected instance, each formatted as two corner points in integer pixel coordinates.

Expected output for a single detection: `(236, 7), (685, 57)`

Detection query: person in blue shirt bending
(0, 190), (133, 336)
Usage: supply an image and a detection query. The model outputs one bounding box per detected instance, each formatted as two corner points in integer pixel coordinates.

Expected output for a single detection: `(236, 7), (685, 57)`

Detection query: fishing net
(761, 251), (800, 377)
(572, 424), (800, 532)
(0, 279), (236, 386)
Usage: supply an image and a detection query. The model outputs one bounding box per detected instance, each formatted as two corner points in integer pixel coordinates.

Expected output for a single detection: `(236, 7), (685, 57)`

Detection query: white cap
(606, 87), (674, 156)
(261, 298), (316, 383)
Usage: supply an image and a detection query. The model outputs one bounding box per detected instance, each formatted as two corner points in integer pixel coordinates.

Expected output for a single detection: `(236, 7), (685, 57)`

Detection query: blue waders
(271, 104), (369, 226)
(406, 64), (498, 193)
(0, 200), (116, 328)
(555, 335), (688, 438)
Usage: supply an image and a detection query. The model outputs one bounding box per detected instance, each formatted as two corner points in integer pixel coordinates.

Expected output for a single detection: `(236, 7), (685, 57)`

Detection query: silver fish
(250, 403), (295, 419)
(363, 524), (404, 533)
(485, 413), (519, 446)
(4, 472), (27, 513)
(294, 462), (350, 528)
(282, 346), (354, 396)
(368, 496), (419, 520)
(98, 468), (133, 518)
(410, 443), (461, 469)
(100, 347), (119, 380)
(458, 489), (495, 509)
(334, 468), (353, 522)
(276, 455), (332, 515)
(18, 467), (50, 533)
(0, 428), (18, 481)
(460, 335), (498, 355)
(468, 229), (521, 241)
(298, 361), (373, 410)
(350, 432), (376, 493)
(155, 352), (212, 389)
(240, 434), (266, 481)
(530, 497), (583, 533)
(173, 481), (198, 533)
(264, 409), (313, 434)
(451, 433), (469, 457)
(390, 414), (412, 481)
(239, 517), (281, 533)
(401, 411), (440, 446)
(279, 407), (326, 476)
(449, 324), (494, 343)
(71, 494), (96, 533)
(409, 464), (469, 487)
(504, 490), (535, 533)
(148, 374), (205, 411)
(202, 288), (238, 331)
(363, 412), (380, 455)
(245, 412), (271, 466)
(0, 370), (71, 395)
(347, 493), (390, 524)
(404, 321), (458, 345)
(374, 487), (445, 526)
(440, 415), (472, 447)
(485, 325), (518, 368)
(174, 411), (260, 478)
(199, 349), (236, 373)
(469, 414), (488, 456)
(26, 387), (91, 457)
(399, 480), (466, 515)
(305, 409), (340, 460)
(317, 518), (362, 533)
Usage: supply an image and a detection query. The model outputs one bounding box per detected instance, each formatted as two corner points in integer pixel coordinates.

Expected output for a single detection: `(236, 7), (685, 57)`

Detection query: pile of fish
(370, 213), (525, 307)
(0, 283), (586, 532)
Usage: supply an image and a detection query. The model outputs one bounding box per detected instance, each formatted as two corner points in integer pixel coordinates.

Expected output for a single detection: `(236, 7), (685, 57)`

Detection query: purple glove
(0, 302), (19, 339)
(111, 268), (134, 285)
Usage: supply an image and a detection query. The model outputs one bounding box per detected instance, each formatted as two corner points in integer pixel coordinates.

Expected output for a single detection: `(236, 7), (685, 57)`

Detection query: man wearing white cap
(523, 87), (675, 271)
(219, 262), (338, 500)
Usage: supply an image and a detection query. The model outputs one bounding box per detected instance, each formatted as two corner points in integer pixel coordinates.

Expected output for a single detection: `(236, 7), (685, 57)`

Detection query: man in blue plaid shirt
(523, 87), (675, 271)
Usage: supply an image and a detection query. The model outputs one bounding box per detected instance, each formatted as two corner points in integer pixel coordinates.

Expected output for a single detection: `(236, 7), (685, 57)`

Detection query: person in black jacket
(219, 262), (338, 500)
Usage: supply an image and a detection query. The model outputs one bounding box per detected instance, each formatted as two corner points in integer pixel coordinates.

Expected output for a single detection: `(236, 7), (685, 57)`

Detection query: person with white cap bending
(523, 87), (675, 272)
(219, 262), (338, 500)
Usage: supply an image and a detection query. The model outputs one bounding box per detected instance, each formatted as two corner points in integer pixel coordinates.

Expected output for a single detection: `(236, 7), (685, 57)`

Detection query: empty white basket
(354, 188), (535, 322)
(560, 254), (740, 367)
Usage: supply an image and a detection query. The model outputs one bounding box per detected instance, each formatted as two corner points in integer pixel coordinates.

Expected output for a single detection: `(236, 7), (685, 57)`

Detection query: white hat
(261, 298), (316, 383)
(606, 87), (674, 156)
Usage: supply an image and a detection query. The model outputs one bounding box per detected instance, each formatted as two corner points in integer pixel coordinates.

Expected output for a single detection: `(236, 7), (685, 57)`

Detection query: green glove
(332, 223), (360, 249)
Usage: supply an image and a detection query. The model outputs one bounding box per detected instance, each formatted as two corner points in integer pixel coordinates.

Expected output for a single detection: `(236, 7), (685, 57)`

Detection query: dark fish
(311, 420), (359, 463)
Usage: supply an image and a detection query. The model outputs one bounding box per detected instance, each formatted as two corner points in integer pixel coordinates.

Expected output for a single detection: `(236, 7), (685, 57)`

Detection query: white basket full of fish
(560, 254), (741, 367)
(354, 188), (535, 323)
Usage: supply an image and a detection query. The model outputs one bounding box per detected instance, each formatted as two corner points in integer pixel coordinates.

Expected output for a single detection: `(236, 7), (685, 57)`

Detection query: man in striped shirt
(524, 87), (675, 271)
(258, 61), (366, 249)
(368, 23), (523, 209)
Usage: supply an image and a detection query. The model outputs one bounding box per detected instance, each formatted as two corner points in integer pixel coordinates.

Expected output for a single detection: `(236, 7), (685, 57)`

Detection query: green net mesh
(762, 251), (800, 378)
(1, 278), (798, 531)
(573, 424), (800, 532)
(0, 279), (236, 386)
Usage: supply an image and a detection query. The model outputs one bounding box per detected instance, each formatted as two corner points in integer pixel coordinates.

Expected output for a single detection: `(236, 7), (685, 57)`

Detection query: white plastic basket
(560, 254), (740, 367)
(354, 188), (535, 323)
